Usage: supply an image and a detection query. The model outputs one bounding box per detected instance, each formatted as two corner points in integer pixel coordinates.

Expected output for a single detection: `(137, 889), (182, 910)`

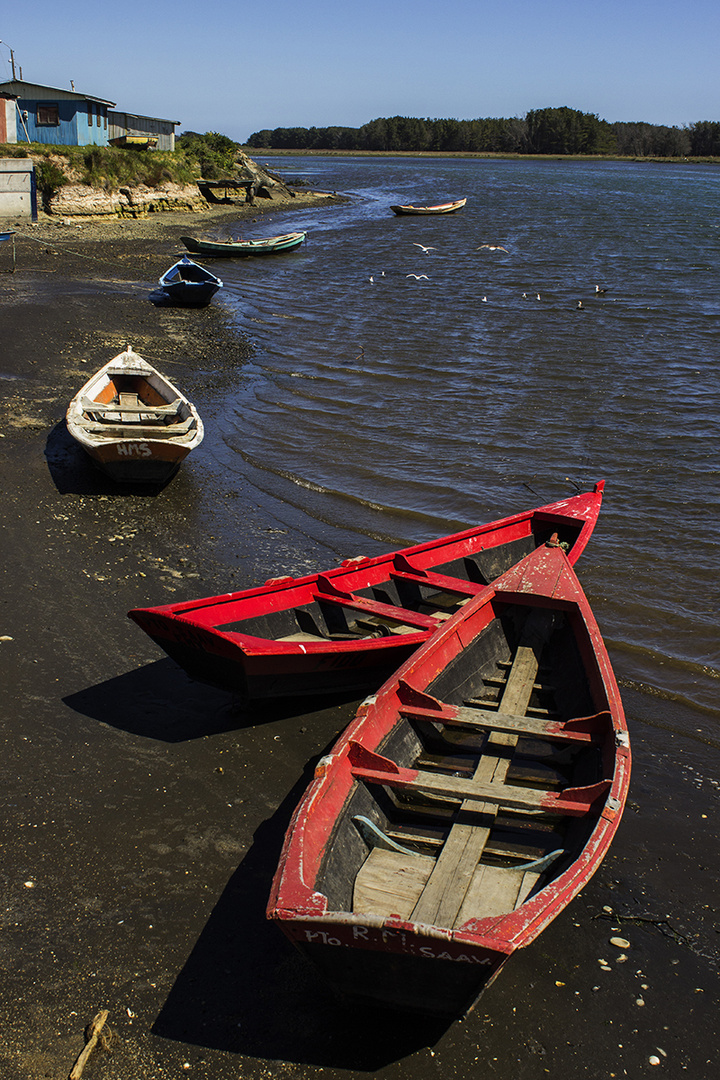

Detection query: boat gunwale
(66, 348), (204, 454)
(267, 545), (630, 954)
(131, 484), (604, 625)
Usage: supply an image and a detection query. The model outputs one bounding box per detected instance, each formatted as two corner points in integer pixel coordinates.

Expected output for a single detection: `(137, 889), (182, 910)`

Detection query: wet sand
(1, 198), (718, 1080)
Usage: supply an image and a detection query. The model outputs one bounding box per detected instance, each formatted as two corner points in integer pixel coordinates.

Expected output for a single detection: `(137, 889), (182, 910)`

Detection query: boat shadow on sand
(152, 770), (453, 1069)
(44, 419), (175, 496)
(62, 658), (320, 741)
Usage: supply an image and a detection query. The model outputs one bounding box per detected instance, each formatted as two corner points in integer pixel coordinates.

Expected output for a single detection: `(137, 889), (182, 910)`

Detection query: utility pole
(0, 40), (18, 79)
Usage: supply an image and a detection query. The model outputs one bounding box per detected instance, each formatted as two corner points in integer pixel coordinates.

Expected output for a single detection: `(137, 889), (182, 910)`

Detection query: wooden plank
(389, 568), (485, 597)
(313, 586), (439, 630)
(456, 865), (541, 924)
(369, 767), (559, 812)
(81, 396), (181, 417)
(353, 848), (433, 920)
(119, 392), (140, 423)
(400, 703), (598, 743)
(77, 418), (195, 438)
(409, 608), (556, 928)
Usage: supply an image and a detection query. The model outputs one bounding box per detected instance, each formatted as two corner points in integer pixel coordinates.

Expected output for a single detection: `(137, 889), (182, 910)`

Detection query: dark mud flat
(0, 208), (718, 1080)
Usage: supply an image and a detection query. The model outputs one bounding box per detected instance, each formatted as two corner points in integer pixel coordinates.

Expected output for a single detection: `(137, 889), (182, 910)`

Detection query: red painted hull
(128, 484), (604, 700)
(267, 543), (631, 1015)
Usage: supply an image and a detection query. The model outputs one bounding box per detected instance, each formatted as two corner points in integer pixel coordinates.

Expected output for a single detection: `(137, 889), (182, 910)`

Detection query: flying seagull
(477, 244), (509, 253)
(413, 244), (436, 253)
(406, 274), (429, 280)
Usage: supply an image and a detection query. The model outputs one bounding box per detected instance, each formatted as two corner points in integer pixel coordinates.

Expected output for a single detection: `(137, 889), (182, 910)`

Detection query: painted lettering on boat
(300, 925), (493, 964)
(117, 442), (152, 458)
(302, 929), (342, 946)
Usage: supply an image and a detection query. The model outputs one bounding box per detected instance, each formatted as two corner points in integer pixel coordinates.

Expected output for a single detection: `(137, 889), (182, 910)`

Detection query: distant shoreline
(245, 147), (720, 165)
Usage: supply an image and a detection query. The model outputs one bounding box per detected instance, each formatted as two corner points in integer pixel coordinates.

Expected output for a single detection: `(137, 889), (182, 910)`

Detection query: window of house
(96, 106), (102, 127)
(37, 104), (59, 126)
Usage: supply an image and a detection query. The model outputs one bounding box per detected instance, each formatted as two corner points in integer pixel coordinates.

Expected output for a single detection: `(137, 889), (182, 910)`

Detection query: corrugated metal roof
(0, 80), (116, 106)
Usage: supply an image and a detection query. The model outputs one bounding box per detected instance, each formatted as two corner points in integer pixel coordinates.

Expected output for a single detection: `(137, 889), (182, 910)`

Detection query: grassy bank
(0, 132), (245, 204)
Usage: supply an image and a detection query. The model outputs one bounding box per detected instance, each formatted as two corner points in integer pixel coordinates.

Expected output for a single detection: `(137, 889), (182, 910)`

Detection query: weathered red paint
(267, 542), (631, 1015)
(129, 483), (605, 700)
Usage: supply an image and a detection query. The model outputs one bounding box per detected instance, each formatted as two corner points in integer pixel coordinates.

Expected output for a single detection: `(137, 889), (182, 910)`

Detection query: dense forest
(246, 107), (720, 157)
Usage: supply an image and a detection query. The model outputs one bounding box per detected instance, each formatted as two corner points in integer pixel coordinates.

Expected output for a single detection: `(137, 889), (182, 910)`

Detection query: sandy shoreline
(1, 193), (718, 1080)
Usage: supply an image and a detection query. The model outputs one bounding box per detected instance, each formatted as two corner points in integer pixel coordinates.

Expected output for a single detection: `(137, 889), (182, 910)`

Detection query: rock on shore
(50, 181), (210, 217)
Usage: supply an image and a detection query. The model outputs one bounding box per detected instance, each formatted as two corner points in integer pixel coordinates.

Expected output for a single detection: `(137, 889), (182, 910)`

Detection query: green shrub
(176, 130), (241, 179)
(13, 132), (245, 199)
(35, 158), (69, 207)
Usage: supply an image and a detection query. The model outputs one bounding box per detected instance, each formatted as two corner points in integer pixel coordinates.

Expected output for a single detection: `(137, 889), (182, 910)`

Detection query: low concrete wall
(0, 159), (37, 219)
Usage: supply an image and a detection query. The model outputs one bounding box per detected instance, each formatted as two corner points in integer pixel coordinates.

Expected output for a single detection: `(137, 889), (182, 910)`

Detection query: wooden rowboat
(66, 346), (204, 484)
(158, 256), (223, 307)
(267, 542), (631, 1016)
(390, 199), (467, 216)
(128, 483), (604, 699)
(179, 231), (306, 257)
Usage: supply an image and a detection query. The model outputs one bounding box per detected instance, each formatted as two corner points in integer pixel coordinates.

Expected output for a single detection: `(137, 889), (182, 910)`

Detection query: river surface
(195, 156), (719, 741)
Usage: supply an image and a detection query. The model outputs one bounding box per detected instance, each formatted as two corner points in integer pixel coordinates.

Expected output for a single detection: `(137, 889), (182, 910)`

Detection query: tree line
(245, 108), (720, 157)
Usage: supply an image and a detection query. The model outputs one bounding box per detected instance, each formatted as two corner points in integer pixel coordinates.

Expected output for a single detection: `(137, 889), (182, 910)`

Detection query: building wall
(1, 96), (18, 143)
(17, 96), (109, 146)
(0, 158), (37, 219)
(108, 112), (177, 151)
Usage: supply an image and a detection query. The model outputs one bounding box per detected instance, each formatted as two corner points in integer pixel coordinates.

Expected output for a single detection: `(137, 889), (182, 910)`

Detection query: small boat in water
(66, 346), (204, 484)
(179, 231), (306, 257)
(158, 256), (223, 306)
(390, 199), (467, 216)
(128, 484), (604, 699)
(267, 542), (631, 1017)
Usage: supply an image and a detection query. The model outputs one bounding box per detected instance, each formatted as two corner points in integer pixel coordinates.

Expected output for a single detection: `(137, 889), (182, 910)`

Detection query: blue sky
(1, 0), (718, 142)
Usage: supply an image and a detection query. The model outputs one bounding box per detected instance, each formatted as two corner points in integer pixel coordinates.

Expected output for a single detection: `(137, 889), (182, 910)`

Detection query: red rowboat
(128, 484), (604, 700)
(267, 542), (631, 1016)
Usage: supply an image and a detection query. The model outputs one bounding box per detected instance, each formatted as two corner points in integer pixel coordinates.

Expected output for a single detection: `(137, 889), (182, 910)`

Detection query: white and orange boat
(66, 346), (204, 484)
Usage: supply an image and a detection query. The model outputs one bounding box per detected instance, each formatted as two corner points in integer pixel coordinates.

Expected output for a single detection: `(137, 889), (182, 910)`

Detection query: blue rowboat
(158, 256), (223, 307)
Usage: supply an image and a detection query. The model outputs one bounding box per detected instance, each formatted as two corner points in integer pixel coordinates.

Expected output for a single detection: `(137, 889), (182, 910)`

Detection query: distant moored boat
(179, 231), (306, 256)
(390, 198), (467, 215)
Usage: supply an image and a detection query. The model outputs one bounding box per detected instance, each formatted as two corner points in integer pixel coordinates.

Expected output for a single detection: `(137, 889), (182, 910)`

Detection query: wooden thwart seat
(350, 756), (604, 816)
(400, 702), (604, 744)
(312, 579), (440, 631)
(389, 566), (486, 598)
(77, 416), (195, 438)
(81, 395), (182, 419)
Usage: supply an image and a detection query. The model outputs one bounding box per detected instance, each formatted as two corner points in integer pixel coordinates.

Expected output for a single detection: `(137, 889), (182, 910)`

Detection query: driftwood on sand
(68, 1010), (111, 1080)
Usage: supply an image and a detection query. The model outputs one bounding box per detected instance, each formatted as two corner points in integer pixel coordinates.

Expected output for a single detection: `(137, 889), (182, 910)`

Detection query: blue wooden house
(0, 80), (115, 146)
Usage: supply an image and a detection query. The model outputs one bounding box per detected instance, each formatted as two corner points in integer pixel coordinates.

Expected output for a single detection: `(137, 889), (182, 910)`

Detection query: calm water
(196, 157), (720, 736)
